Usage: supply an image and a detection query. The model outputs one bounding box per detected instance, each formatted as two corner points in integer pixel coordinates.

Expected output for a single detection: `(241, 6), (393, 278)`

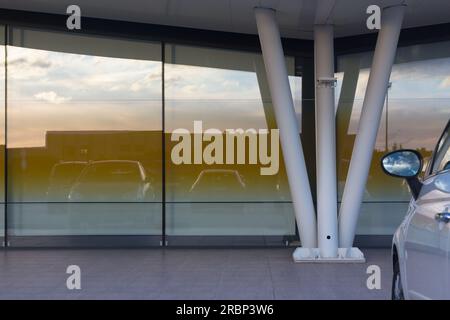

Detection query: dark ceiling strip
(0, 8), (313, 56)
(0, 8), (448, 58)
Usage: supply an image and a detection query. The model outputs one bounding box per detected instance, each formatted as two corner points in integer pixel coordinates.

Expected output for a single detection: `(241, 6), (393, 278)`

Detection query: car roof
(88, 160), (140, 165)
(55, 161), (87, 165)
(198, 169), (239, 174)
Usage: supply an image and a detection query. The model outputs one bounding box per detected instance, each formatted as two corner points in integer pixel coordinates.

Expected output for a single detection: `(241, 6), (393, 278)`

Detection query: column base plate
(292, 247), (365, 263)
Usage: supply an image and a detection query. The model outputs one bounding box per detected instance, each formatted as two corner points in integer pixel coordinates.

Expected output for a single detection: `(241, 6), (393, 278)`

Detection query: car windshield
(49, 163), (86, 186)
(192, 171), (244, 192)
(201, 172), (241, 185)
(78, 162), (142, 184)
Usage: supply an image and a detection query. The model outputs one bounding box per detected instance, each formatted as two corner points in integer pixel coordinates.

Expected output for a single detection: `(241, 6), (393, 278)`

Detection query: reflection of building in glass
(45, 130), (161, 163)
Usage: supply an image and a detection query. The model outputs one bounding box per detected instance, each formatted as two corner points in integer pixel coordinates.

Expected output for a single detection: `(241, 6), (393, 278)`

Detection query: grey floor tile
(0, 248), (391, 300)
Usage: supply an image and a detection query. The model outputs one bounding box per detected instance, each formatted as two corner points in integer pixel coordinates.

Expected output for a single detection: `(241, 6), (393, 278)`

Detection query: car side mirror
(381, 149), (423, 199)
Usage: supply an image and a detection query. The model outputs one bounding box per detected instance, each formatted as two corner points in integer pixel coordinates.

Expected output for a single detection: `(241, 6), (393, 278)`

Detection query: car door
(428, 124), (450, 299)
(437, 171), (450, 299)
(404, 122), (450, 300)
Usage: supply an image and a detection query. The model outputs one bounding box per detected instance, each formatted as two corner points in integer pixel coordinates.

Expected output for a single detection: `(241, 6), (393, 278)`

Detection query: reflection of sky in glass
(336, 50), (450, 151)
(8, 46), (302, 146)
(165, 63), (301, 132)
(8, 47), (162, 148)
(0, 44), (4, 143)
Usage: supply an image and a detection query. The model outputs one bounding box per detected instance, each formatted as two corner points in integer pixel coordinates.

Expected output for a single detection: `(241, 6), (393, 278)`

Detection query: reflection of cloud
(8, 46), (162, 147)
(31, 60), (52, 69)
(338, 55), (450, 100)
(440, 76), (450, 88)
(222, 80), (240, 88)
(165, 74), (182, 86)
(165, 64), (262, 100)
(8, 57), (27, 66)
(8, 51), (53, 80)
(34, 91), (71, 104)
(108, 84), (127, 92)
(391, 58), (450, 81)
(9, 57), (52, 69)
(130, 71), (161, 92)
(9, 46), (161, 100)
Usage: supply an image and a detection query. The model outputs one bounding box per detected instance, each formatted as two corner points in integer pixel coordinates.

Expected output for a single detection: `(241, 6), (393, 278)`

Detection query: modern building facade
(0, 0), (449, 248)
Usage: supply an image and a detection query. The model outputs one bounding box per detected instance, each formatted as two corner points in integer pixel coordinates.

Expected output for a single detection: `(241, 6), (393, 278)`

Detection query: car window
(78, 162), (141, 184)
(49, 162), (86, 186)
(431, 123), (450, 174)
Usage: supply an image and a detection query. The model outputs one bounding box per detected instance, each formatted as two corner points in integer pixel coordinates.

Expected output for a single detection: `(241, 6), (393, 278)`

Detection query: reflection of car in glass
(47, 161), (87, 201)
(68, 160), (154, 201)
(381, 119), (450, 300)
(189, 169), (246, 198)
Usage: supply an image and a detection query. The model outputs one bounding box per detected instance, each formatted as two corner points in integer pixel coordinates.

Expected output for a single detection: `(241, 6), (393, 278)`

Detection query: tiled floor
(0, 248), (391, 299)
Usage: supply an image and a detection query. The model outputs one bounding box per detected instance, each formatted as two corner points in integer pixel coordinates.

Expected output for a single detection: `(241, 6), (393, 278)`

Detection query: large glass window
(0, 27), (305, 245)
(7, 28), (162, 237)
(336, 40), (450, 235)
(2, 24), (447, 245)
(164, 44), (301, 239)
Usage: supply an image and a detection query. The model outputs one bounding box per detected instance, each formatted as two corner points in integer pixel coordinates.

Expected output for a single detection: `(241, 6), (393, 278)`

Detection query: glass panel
(7, 28), (162, 236)
(356, 202), (408, 235)
(166, 203), (294, 236)
(336, 40), (450, 235)
(165, 44), (300, 237)
(9, 203), (161, 236)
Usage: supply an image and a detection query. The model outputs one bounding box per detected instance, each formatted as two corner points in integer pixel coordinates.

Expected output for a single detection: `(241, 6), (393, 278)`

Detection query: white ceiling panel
(0, 0), (448, 39)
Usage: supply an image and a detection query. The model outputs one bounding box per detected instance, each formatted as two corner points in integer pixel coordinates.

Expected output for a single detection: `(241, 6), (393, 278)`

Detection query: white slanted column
(314, 24), (338, 258)
(254, 7), (317, 249)
(339, 5), (406, 248)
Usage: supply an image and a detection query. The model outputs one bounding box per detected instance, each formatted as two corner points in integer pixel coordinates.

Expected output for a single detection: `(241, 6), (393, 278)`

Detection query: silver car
(381, 119), (450, 300)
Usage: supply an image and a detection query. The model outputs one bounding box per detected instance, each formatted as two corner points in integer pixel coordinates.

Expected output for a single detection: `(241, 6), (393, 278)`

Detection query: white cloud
(34, 91), (71, 104)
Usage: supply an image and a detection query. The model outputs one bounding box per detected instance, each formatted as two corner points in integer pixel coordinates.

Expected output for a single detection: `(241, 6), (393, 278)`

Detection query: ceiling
(0, 0), (449, 39)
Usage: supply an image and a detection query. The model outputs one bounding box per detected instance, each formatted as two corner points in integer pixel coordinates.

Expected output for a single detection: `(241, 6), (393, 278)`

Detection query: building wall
(0, 12), (448, 247)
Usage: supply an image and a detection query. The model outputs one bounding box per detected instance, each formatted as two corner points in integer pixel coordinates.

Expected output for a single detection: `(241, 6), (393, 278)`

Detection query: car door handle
(435, 212), (450, 223)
